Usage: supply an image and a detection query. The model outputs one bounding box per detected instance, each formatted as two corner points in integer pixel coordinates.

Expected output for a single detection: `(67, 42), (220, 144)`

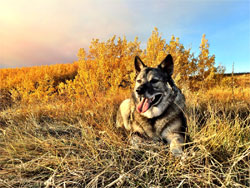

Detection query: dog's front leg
(162, 131), (184, 156)
(160, 117), (185, 156)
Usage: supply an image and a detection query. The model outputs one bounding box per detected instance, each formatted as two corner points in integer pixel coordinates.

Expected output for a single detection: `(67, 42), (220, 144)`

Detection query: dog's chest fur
(130, 92), (186, 141)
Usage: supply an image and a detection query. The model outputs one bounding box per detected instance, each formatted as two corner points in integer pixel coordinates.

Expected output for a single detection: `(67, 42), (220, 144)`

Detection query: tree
(145, 27), (166, 66)
(197, 34), (216, 88)
(166, 35), (197, 87)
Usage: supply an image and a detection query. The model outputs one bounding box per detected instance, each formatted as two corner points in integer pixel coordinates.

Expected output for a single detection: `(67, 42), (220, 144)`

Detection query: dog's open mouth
(137, 93), (163, 113)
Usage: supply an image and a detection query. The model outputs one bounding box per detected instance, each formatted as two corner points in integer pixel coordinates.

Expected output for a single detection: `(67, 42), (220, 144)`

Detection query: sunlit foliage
(0, 27), (235, 104)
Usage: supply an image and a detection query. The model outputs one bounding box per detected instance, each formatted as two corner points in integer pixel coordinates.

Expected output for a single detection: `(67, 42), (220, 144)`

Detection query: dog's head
(133, 54), (174, 118)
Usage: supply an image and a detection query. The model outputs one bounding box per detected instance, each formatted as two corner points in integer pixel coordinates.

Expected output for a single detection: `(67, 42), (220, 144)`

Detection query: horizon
(0, 0), (249, 73)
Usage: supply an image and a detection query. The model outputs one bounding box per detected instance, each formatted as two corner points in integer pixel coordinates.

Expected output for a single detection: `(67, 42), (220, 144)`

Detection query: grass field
(0, 80), (249, 187)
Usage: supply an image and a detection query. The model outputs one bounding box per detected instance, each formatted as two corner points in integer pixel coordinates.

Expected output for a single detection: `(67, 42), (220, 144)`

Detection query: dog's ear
(134, 56), (146, 73)
(158, 54), (174, 76)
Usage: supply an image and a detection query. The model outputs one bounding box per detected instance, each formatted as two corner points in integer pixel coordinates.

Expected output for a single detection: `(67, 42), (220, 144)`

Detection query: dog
(116, 54), (187, 156)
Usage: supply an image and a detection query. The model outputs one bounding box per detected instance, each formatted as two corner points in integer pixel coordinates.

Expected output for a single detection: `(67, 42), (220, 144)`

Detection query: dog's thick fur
(116, 54), (187, 156)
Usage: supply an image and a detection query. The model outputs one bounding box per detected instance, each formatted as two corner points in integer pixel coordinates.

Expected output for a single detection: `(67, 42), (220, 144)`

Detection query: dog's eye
(137, 80), (142, 83)
(150, 79), (159, 84)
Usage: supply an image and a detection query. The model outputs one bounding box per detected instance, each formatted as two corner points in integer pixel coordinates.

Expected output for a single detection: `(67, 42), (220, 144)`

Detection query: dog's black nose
(136, 85), (146, 95)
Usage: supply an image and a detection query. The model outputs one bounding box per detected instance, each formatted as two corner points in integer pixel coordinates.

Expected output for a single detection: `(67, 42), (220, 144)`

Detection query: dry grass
(0, 90), (249, 187)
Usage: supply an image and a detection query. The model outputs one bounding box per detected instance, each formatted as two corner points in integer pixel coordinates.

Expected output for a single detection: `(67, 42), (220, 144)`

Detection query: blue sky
(0, 0), (249, 73)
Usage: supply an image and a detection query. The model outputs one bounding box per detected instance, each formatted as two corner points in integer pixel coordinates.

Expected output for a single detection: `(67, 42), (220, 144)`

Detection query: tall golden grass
(0, 91), (249, 187)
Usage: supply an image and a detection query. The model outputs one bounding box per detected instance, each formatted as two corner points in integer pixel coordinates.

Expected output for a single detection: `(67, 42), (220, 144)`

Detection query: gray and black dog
(116, 54), (187, 156)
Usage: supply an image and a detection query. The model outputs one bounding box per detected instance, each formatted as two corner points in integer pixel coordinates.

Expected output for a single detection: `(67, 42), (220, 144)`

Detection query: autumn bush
(1, 27), (227, 105)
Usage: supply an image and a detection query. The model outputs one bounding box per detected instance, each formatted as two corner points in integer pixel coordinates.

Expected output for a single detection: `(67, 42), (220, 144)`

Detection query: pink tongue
(137, 98), (151, 113)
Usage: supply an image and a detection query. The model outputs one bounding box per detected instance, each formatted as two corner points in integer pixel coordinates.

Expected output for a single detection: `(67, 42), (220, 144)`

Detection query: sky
(0, 0), (249, 73)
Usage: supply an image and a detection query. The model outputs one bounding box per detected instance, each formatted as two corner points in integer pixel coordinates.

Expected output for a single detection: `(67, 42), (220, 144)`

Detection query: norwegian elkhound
(116, 54), (187, 156)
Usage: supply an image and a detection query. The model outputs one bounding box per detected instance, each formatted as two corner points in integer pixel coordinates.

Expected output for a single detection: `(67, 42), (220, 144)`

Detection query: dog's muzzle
(136, 93), (163, 113)
(136, 84), (147, 95)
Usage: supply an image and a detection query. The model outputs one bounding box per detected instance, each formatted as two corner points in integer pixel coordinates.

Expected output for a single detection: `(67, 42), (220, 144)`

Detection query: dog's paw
(169, 137), (184, 157)
(129, 133), (143, 148)
(170, 147), (183, 157)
